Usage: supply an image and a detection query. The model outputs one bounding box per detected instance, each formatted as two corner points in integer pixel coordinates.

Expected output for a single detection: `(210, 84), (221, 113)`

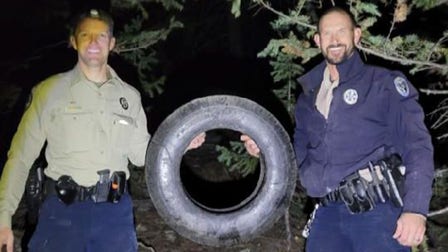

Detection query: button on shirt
(0, 65), (150, 227)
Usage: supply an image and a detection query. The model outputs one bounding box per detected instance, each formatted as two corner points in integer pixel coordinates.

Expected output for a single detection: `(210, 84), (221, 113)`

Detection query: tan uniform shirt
(0, 65), (150, 227)
(316, 67), (339, 119)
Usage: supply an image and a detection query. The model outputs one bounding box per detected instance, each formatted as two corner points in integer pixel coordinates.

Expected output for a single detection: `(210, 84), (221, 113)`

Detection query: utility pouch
(92, 169), (111, 203)
(339, 174), (375, 214)
(108, 171), (126, 203)
(55, 175), (78, 205)
(367, 162), (388, 203)
(379, 154), (405, 207)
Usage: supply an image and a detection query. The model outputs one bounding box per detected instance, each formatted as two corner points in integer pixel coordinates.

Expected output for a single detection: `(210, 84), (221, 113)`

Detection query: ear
(109, 37), (116, 51)
(313, 33), (321, 48)
(353, 27), (362, 45)
(70, 36), (77, 50)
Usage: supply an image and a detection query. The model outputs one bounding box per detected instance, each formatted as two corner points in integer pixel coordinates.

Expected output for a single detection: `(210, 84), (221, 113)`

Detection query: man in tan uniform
(0, 9), (204, 252)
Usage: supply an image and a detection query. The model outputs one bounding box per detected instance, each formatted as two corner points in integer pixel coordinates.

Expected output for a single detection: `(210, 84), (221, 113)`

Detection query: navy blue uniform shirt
(294, 51), (434, 215)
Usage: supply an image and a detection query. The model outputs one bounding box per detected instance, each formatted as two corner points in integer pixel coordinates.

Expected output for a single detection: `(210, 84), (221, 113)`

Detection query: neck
(78, 62), (109, 84)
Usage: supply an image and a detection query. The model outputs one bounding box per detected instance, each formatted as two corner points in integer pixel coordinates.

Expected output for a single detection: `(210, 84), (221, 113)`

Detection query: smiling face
(70, 18), (115, 69)
(314, 10), (361, 65)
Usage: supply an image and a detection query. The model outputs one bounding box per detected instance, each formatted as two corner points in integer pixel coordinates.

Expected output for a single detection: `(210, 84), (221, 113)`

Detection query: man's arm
(386, 73), (434, 247)
(0, 85), (47, 227)
(0, 85), (47, 250)
(387, 73), (434, 215)
(293, 94), (310, 168)
(127, 99), (150, 167)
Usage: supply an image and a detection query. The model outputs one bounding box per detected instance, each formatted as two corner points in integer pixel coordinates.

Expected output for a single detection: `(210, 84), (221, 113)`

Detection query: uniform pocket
(61, 111), (95, 152)
(306, 132), (322, 149)
(111, 113), (136, 148)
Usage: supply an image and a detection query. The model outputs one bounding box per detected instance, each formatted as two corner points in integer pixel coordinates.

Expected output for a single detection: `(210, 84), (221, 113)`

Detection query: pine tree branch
(284, 207), (292, 252)
(428, 207), (448, 217)
(357, 44), (448, 72)
(420, 88), (448, 95)
(256, 1), (448, 75)
(254, 0), (316, 30)
(436, 132), (448, 140)
(435, 168), (448, 178)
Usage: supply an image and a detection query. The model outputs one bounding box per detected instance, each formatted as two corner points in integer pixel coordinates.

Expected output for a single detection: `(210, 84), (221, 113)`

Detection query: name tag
(65, 103), (83, 113)
(113, 113), (134, 126)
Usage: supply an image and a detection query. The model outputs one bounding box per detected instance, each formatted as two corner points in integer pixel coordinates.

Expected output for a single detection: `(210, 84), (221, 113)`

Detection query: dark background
(0, 0), (290, 170)
(0, 1), (447, 251)
(1, 0), (447, 171)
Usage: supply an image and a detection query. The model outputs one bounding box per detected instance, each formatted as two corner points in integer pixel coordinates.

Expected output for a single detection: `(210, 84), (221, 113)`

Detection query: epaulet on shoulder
(36, 73), (64, 88)
(122, 81), (142, 99)
(32, 73), (69, 100)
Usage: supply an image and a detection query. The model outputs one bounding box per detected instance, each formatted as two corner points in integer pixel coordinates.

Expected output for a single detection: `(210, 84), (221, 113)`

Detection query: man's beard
(323, 44), (354, 65)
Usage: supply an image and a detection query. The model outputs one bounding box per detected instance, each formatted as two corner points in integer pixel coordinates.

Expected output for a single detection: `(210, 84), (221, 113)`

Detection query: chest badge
(119, 97), (129, 110)
(343, 89), (358, 105)
(394, 76), (409, 97)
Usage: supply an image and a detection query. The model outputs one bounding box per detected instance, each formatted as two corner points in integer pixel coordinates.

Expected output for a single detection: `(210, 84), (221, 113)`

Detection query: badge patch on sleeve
(343, 89), (358, 105)
(394, 77), (409, 97)
(119, 97), (129, 110)
(24, 93), (33, 111)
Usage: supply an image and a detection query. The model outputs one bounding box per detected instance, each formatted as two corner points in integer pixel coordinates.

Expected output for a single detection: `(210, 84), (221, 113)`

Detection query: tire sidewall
(145, 95), (297, 246)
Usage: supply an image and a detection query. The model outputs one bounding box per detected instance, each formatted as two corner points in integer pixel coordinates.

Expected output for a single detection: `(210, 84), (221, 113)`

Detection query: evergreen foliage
(111, 0), (184, 98)
(223, 0), (448, 250)
(216, 141), (259, 177)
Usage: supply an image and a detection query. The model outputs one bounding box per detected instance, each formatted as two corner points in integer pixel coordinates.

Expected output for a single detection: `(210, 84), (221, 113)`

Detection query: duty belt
(318, 154), (405, 214)
(45, 170), (128, 205)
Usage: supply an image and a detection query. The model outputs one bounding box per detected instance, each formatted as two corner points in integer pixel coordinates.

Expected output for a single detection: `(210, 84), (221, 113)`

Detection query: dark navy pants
(28, 194), (137, 252)
(306, 201), (410, 252)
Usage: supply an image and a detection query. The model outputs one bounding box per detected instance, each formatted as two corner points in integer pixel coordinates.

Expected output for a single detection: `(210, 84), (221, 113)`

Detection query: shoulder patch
(393, 76), (409, 97)
(24, 93), (33, 111)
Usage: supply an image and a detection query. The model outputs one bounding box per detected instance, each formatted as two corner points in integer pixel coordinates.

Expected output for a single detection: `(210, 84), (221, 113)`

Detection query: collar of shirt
(322, 67), (339, 89)
(315, 67), (340, 118)
(298, 50), (365, 94)
(69, 64), (121, 88)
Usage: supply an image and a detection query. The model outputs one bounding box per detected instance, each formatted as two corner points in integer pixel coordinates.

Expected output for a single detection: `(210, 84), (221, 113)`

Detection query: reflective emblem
(343, 89), (358, 105)
(394, 77), (409, 97)
(90, 9), (100, 17)
(119, 97), (129, 110)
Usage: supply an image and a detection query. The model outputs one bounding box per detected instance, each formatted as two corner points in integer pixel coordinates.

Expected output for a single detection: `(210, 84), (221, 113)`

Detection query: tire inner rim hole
(181, 128), (265, 213)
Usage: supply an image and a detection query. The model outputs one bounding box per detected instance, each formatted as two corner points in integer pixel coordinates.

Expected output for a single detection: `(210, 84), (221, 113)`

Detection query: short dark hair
(317, 7), (358, 33)
(70, 9), (114, 36)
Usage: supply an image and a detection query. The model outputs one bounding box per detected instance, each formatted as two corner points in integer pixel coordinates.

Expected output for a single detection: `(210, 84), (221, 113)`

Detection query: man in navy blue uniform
(242, 6), (434, 252)
(294, 6), (434, 252)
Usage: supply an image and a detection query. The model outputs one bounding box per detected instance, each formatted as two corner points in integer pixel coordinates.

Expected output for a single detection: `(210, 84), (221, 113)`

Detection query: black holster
(25, 160), (46, 224)
(320, 153), (405, 214)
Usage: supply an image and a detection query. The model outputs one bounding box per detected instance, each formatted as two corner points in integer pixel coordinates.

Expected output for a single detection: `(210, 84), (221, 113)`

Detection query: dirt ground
(132, 199), (305, 252)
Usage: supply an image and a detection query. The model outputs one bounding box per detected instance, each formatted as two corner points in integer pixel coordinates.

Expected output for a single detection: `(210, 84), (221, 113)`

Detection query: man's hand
(240, 134), (260, 158)
(187, 132), (206, 151)
(0, 226), (14, 252)
(393, 212), (426, 247)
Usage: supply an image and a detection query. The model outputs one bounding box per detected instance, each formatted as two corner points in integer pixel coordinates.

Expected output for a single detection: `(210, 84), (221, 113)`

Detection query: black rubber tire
(145, 95), (297, 247)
